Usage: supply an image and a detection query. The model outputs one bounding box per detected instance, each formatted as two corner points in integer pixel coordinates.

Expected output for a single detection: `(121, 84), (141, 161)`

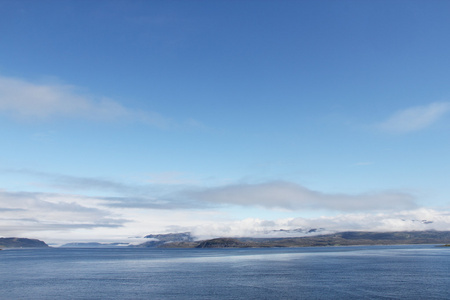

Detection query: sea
(1, 244), (449, 299)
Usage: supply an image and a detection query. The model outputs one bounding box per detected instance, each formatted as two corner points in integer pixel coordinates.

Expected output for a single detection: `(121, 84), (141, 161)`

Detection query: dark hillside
(0, 238), (49, 248)
(196, 238), (249, 248)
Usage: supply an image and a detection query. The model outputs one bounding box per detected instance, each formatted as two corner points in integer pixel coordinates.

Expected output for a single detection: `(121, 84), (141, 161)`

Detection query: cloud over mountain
(184, 208), (450, 239)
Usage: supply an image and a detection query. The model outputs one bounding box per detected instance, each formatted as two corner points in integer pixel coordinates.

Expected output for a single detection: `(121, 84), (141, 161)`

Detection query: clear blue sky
(1, 0), (450, 244)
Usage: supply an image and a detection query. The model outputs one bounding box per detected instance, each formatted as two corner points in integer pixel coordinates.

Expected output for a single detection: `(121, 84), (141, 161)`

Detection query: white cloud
(186, 208), (450, 239)
(0, 187), (447, 245)
(8, 169), (416, 213)
(379, 102), (450, 133)
(1, 169), (201, 209)
(0, 75), (171, 127)
(0, 188), (219, 244)
(0, 190), (126, 235)
(0, 172), (437, 244)
(185, 181), (417, 212)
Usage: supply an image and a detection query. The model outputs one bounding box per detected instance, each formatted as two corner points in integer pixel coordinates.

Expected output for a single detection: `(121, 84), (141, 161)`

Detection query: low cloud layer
(183, 208), (450, 239)
(186, 181), (417, 212)
(379, 102), (450, 133)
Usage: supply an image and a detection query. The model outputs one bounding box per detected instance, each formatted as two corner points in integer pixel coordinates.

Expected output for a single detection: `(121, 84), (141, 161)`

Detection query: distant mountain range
(5, 230), (450, 249)
(156, 230), (450, 248)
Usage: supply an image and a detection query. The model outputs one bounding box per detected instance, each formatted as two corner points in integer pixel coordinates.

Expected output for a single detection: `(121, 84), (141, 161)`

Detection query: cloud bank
(186, 208), (450, 239)
(1, 170), (419, 213)
(186, 181), (417, 212)
(379, 102), (450, 133)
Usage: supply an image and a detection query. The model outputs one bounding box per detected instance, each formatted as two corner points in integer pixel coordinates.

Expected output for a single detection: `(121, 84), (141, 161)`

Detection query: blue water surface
(1, 245), (449, 299)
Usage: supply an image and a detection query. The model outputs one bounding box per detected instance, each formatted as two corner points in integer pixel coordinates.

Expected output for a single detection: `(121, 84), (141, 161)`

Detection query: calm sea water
(1, 245), (449, 299)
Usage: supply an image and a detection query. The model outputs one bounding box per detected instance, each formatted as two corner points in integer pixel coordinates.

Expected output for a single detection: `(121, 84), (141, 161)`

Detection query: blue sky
(1, 0), (450, 244)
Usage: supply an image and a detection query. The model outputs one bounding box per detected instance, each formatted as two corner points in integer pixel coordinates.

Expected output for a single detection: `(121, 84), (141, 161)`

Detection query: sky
(1, 0), (450, 245)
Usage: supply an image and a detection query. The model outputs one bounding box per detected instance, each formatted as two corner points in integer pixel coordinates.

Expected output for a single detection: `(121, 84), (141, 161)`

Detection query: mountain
(138, 232), (193, 248)
(0, 237), (49, 248)
(159, 230), (450, 248)
(144, 232), (193, 241)
(196, 238), (249, 248)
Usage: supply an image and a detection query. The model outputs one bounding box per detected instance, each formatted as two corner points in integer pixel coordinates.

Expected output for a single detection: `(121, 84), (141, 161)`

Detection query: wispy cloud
(0, 190), (126, 232)
(4, 168), (201, 197)
(0, 75), (171, 127)
(185, 181), (417, 212)
(378, 102), (450, 133)
(4, 168), (139, 194)
(2, 168), (205, 210)
(102, 196), (205, 210)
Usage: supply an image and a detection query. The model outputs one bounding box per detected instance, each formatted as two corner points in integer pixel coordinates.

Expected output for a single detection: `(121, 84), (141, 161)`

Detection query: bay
(1, 245), (449, 299)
